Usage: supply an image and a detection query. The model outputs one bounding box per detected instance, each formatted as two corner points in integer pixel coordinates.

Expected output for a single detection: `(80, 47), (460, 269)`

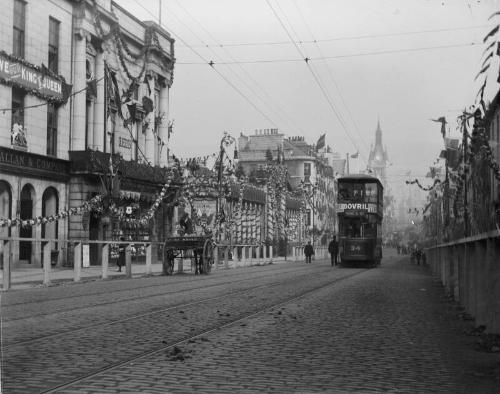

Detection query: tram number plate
(350, 244), (362, 253)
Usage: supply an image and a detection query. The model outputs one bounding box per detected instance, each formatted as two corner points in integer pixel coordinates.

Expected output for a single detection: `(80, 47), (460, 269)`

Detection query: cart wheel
(202, 239), (214, 274)
(163, 249), (175, 275)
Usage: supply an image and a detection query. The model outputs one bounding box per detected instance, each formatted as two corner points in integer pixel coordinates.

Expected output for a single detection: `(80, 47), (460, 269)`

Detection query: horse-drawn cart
(162, 235), (215, 275)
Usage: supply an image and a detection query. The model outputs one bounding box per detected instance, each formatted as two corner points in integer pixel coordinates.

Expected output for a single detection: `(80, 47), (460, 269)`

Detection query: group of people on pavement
(303, 236), (339, 267)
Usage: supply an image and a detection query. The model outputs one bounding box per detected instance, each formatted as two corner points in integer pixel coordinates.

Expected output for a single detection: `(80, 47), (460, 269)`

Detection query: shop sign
(0, 52), (68, 102)
(0, 146), (69, 179)
(119, 137), (132, 149)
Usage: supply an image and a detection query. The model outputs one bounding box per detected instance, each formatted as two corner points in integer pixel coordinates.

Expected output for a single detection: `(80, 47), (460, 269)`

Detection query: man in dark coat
(328, 236), (339, 266)
(304, 241), (314, 263)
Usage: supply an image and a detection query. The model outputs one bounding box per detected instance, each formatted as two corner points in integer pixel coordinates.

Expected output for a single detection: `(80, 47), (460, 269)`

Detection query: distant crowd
(397, 244), (426, 265)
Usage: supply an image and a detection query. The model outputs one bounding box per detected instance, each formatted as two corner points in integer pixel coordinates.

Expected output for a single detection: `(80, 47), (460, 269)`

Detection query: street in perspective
(1, 0), (500, 393)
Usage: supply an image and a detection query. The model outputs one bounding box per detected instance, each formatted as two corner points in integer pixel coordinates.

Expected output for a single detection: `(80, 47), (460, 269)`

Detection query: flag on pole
(316, 134), (326, 150)
(430, 117), (447, 138)
(350, 151), (359, 159)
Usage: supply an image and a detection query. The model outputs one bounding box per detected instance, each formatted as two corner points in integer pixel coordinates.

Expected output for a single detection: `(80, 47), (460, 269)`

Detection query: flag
(61, 81), (72, 104)
(142, 96), (154, 114)
(350, 152), (359, 159)
(431, 117), (447, 138)
(444, 138), (459, 150)
(316, 134), (326, 150)
(86, 79), (97, 98)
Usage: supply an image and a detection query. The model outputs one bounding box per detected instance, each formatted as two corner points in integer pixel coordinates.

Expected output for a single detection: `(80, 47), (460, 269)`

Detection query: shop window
(48, 17), (59, 73)
(47, 103), (57, 156)
(13, 0), (25, 58)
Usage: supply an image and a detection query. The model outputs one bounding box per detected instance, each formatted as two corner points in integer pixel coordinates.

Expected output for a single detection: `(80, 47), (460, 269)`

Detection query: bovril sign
(337, 203), (376, 213)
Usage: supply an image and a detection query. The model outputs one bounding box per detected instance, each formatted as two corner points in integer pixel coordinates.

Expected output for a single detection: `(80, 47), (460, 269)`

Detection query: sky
(115, 0), (500, 203)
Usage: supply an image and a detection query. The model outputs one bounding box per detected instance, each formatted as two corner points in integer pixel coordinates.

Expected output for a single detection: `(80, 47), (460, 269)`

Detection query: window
(13, 0), (25, 58)
(338, 183), (364, 202)
(48, 18), (60, 73)
(306, 209), (311, 227)
(364, 183), (378, 203)
(12, 88), (25, 127)
(47, 103), (57, 156)
(11, 88), (26, 148)
(304, 163), (311, 176)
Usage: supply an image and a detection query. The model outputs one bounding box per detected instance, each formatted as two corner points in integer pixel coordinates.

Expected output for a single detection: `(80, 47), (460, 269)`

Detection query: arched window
(42, 187), (59, 240)
(20, 184), (35, 263)
(0, 180), (12, 237)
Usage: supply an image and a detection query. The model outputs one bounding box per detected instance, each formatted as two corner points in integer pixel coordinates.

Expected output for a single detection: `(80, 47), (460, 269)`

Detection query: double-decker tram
(337, 174), (383, 267)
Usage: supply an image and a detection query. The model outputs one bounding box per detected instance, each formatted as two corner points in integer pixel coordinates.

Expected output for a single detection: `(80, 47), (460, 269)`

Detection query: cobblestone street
(2, 250), (500, 393)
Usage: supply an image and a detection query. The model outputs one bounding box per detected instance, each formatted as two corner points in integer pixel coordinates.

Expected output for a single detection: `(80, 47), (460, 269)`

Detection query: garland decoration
(405, 178), (444, 191)
(0, 195), (103, 228)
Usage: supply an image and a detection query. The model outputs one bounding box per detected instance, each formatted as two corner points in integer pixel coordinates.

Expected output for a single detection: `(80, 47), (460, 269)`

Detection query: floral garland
(405, 178), (444, 191)
(0, 195), (103, 228)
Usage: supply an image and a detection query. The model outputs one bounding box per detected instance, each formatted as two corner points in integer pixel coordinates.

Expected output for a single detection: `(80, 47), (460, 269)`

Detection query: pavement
(0, 255), (293, 290)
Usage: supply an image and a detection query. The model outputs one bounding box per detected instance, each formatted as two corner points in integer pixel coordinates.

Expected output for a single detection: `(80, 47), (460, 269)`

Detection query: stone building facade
(0, 0), (74, 266)
(0, 0), (175, 267)
(237, 129), (336, 245)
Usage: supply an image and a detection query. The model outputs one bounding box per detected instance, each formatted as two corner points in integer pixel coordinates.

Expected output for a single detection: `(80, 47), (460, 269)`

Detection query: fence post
(43, 241), (51, 286)
(2, 240), (11, 290)
(224, 246), (229, 269)
(74, 242), (82, 282)
(214, 246), (219, 270)
(102, 243), (109, 279)
(145, 243), (152, 275)
(125, 244), (132, 278)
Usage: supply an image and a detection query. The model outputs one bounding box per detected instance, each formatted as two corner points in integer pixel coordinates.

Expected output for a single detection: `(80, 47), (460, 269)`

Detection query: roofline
(337, 174), (383, 186)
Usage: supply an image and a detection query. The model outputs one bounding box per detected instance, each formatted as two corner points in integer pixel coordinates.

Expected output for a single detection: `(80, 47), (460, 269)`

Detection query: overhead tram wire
(278, 0), (368, 159)
(292, 0), (371, 160)
(265, 0), (364, 157)
(130, 0), (282, 129)
(177, 42), (482, 65)
(170, 0), (306, 136)
(273, 0), (355, 152)
(177, 24), (489, 48)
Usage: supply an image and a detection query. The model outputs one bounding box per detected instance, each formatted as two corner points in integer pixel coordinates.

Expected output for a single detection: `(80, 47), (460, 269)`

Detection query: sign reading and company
(0, 146), (70, 180)
(0, 51), (70, 103)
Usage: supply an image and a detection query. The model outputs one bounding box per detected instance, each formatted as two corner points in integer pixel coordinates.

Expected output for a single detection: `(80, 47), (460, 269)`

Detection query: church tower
(368, 120), (389, 189)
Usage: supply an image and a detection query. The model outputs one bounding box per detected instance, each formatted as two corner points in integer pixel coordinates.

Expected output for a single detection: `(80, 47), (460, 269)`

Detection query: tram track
(39, 267), (369, 394)
(3, 266), (338, 348)
(2, 264), (319, 322)
(3, 278), (291, 349)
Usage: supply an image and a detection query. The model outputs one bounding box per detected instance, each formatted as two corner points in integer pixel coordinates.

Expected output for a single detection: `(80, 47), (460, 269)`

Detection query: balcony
(69, 150), (169, 185)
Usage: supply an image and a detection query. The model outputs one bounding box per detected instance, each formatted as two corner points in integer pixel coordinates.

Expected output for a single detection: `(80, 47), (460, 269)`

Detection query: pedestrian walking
(328, 236), (339, 266)
(304, 241), (314, 264)
(117, 234), (125, 272)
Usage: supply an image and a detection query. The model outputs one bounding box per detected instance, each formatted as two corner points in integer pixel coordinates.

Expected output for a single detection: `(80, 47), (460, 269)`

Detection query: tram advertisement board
(337, 203), (377, 213)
